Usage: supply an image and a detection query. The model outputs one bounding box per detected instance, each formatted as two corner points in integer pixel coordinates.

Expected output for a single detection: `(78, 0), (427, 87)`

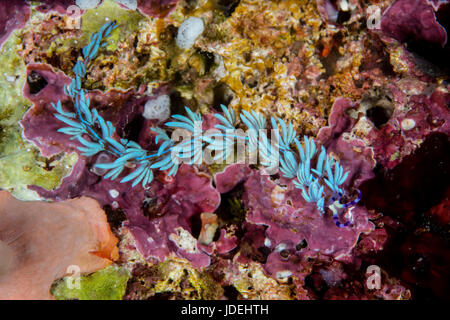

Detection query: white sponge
(176, 17), (205, 49)
(143, 95), (171, 122)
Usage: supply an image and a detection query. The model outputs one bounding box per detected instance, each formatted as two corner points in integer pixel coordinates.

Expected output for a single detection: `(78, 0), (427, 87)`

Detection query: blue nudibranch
(52, 21), (360, 227)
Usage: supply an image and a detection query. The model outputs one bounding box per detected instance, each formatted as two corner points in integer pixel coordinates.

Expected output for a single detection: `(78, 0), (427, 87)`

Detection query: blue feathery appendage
(207, 106), (352, 217)
(52, 22), (357, 225)
(51, 21), (158, 188)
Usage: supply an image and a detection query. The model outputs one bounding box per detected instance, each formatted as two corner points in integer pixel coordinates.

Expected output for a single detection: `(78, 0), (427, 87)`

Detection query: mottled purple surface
(0, 0), (30, 48)
(367, 88), (450, 168)
(316, 0), (340, 24)
(137, 0), (180, 18)
(216, 229), (239, 255)
(20, 63), (225, 268)
(215, 164), (252, 194)
(35, 0), (78, 14)
(20, 64), (77, 157)
(30, 159), (222, 267)
(20, 63), (148, 156)
(213, 100), (377, 280)
(243, 171), (373, 265)
(20, 67), (377, 274)
(129, 164), (221, 267)
(317, 98), (376, 188)
(381, 0), (447, 47)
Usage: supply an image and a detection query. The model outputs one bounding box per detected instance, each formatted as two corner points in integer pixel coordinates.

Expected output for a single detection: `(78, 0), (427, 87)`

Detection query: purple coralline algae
(136, 0), (180, 18)
(20, 62), (224, 268)
(1, 0), (449, 300)
(0, 1), (30, 48)
(35, 1), (78, 14)
(381, 0), (447, 47)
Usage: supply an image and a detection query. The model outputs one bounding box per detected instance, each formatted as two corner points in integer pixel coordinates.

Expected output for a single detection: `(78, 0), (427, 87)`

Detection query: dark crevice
(318, 46), (342, 79)
(122, 115), (144, 142)
(27, 71), (48, 94)
(169, 90), (190, 115)
(366, 106), (392, 128)
(223, 285), (240, 299)
(406, 41), (450, 78)
(215, 181), (246, 225)
(436, 3), (450, 33)
(103, 205), (127, 231)
(214, 0), (241, 17)
(405, 1), (450, 79)
(212, 82), (234, 109)
(360, 87), (394, 129)
(360, 132), (449, 221)
(336, 10), (351, 24)
(296, 239), (308, 251)
(189, 213), (202, 239)
(359, 132), (450, 299)
(149, 292), (182, 300)
(196, 49), (216, 74)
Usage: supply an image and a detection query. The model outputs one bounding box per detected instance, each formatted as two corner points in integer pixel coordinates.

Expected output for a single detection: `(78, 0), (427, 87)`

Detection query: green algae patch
(51, 265), (130, 300)
(80, 0), (145, 51)
(0, 32), (76, 200)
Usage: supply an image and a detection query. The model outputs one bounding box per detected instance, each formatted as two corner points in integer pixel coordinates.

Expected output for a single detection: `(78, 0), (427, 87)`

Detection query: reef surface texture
(0, 0), (448, 300)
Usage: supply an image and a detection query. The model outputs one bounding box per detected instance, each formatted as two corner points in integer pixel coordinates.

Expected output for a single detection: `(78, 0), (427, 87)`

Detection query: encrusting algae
(0, 0), (449, 300)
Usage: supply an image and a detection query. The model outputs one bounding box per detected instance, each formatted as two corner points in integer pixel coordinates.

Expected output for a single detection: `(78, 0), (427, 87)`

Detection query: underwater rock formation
(381, 0), (447, 47)
(0, 0), (449, 300)
(0, 1), (30, 48)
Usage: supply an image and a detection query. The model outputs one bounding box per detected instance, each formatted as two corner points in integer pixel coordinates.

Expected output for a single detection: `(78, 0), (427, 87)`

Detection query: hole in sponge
(27, 71), (48, 95)
(366, 106), (392, 129)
